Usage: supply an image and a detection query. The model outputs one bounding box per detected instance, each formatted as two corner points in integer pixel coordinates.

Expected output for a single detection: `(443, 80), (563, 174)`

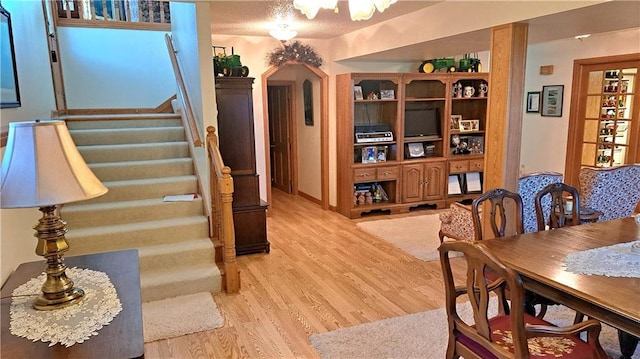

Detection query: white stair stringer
(62, 113), (222, 302)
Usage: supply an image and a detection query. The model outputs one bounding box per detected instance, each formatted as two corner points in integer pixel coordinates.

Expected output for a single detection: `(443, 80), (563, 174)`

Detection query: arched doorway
(261, 63), (329, 210)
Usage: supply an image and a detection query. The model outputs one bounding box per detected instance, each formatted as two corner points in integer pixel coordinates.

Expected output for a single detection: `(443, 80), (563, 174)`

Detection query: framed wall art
(526, 91), (540, 113)
(1, 5), (21, 108)
(541, 85), (564, 117)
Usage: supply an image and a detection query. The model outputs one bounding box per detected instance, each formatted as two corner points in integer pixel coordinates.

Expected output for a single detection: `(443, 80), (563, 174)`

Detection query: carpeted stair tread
(66, 216), (209, 254)
(140, 264), (222, 302)
(69, 126), (186, 145)
(77, 141), (189, 163)
(88, 158), (194, 181)
(61, 112), (222, 302)
(64, 113), (181, 127)
(63, 197), (204, 228)
(85, 175), (198, 203)
(67, 215), (208, 238)
(137, 239), (216, 270)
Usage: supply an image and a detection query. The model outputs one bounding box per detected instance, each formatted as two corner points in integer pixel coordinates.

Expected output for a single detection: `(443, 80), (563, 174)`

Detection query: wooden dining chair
(531, 182), (584, 320)
(534, 182), (581, 231)
(439, 240), (609, 359)
(472, 188), (553, 318)
(471, 188), (524, 241)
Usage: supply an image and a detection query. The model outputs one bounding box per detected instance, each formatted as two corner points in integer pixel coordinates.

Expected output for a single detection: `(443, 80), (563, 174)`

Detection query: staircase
(61, 113), (222, 302)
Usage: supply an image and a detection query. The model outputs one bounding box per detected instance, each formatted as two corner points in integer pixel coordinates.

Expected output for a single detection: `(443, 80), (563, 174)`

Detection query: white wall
(1, 0), (57, 284)
(520, 27), (640, 175)
(169, 1), (216, 203)
(58, 27), (174, 108)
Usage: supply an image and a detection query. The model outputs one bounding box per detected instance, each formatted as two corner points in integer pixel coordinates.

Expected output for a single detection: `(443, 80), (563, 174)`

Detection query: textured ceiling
(208, 1), (640, 62)
(209, 1), (439, 39)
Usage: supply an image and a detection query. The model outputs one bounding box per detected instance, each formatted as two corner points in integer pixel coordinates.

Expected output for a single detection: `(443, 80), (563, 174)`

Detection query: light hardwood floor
(144, 190), (463, 358)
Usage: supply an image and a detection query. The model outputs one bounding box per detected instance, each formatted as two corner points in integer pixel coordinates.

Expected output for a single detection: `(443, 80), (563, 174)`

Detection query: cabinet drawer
(353, 168), (376, 182)
(449, 160), (469, 174)
(376, 166), (399, 180)
(468, 159), (484, 172)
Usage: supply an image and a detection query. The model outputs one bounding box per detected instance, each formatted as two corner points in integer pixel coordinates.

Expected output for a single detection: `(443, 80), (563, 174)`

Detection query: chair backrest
(534, 182), (581, 230)
(579, 164), (640, 221)
(518, 172), (563, 233)
(439, 240), (528, 358)
(472, 188), (524, 241)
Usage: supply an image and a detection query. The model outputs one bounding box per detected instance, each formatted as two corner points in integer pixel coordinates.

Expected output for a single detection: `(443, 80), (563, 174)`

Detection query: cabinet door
(401, 164), (423, 202)
(423, 161), (446, 200)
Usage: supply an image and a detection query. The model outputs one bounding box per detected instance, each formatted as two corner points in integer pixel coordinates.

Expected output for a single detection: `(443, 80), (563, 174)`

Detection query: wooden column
(483, 23), (528, 239)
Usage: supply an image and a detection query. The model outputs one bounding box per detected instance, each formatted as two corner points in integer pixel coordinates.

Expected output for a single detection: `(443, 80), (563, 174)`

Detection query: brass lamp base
(33, 206), (85, 310)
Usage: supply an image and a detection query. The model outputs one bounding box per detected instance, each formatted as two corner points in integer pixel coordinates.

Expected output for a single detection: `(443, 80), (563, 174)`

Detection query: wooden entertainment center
(337, 72), (489, 218)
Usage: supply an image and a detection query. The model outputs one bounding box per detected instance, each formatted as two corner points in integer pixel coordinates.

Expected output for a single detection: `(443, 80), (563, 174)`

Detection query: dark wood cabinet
(215, 77), (269, 255)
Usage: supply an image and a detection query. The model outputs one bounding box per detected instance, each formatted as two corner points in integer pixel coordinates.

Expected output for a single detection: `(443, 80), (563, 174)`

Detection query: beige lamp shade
(1, 120), (108, 208)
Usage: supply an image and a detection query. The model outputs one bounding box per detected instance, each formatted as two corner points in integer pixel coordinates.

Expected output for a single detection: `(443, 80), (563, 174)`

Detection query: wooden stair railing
(165, 34), (238, 293)
(207, 127), (240, 293)
(165, 33), (202, 148)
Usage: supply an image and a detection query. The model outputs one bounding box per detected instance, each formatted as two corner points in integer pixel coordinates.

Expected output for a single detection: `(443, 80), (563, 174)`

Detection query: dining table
(481, 217), (640, 358)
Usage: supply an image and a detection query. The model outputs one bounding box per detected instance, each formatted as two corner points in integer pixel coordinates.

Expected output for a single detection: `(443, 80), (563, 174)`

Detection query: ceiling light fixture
(270, 23), (298, 41)
(293, 0), (397, 21)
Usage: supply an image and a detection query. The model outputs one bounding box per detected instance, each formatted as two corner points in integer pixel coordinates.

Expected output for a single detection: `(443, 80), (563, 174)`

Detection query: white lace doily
(565, 240), (640, 278)
(10, 267), (122, 347)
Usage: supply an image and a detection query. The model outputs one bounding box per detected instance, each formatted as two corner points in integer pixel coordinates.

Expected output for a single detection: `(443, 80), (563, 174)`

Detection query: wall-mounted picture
(541, 85), (564, 117)
(526, 91), (540, 113)
(450, 115), (462, 130)
(354, 85), (364, 100)
(459, 119), (479, 132)
(1, 5), (21, 108)
(379, 89), (395, 100)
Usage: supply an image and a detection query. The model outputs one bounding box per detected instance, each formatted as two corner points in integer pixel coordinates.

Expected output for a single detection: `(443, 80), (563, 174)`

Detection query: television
(404, 108), (440, 138)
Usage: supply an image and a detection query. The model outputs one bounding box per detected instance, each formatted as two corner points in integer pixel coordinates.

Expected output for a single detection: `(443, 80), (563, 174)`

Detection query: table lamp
(1, 120), (108, 310)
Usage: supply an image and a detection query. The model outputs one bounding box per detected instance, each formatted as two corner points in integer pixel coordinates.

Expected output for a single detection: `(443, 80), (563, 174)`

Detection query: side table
(1, 249), (144, 359)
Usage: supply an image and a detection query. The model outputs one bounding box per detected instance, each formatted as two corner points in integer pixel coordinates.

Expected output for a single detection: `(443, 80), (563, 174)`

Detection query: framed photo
(459, 119), (479, 132)
(450, 115), (462, 130)
(376, 146), (387, 162)
(541, 85), (564, 117)
(1, 5), (21, 108)
(379, 89), (395, 99)
(361, 146), (377, 163)
(354, 85), (364, 100)
(468, 136), (484, 154)
(526, 91), (540, 113)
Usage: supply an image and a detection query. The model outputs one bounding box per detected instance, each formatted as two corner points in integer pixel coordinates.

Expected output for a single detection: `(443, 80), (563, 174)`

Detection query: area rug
(142, 292), (224, 342)
(310, 298), (635, 359)
(356, 214), (448, 261)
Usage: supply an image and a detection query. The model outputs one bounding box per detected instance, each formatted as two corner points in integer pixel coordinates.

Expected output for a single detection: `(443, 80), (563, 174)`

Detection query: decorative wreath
(267, 41), (324, 68)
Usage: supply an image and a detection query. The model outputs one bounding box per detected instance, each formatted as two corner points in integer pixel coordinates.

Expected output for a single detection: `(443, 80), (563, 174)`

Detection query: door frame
(564, 53), (640, 187)
(262, 63), (329, 210)
(267, 81), (296, 194)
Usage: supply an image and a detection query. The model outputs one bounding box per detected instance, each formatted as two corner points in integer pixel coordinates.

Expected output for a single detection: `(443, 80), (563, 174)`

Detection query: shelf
(404, 136), (442, 143)
(404, 97), (446, 102)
